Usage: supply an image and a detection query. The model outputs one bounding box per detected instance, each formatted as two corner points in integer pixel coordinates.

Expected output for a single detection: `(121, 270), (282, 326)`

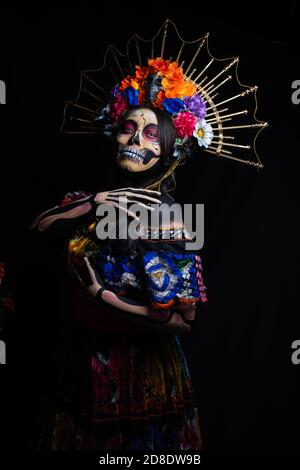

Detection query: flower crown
(62, 20), (267, 169)
(102, 57), (213, 159)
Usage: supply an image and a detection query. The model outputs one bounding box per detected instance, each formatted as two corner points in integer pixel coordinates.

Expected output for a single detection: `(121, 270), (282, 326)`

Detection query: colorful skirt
(51, 332), (202, 451)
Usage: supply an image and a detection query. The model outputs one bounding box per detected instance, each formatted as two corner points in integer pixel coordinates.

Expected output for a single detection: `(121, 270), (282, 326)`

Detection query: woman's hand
(73, 256), (103, 298)
(74, 257), (192, 335)
(94, 187), (162, 221)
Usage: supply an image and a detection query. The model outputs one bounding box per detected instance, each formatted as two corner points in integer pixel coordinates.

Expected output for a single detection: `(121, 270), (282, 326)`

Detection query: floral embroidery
(143, 251), (207, 307)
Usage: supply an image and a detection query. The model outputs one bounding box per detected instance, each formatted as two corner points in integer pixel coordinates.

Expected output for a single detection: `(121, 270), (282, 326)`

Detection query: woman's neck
(114, 159), (164, 189)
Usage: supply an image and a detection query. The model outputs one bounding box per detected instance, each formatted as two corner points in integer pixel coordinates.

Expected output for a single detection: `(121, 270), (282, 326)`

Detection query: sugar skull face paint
(116, 108), (161, 172)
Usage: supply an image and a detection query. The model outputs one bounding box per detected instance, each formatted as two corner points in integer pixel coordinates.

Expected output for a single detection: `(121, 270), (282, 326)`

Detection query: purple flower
(111, 85), (120, 97)
(183, 95), (207, 119)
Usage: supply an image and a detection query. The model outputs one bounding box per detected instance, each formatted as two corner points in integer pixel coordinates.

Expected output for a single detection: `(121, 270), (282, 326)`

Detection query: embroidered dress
(47, 193), (207, 451)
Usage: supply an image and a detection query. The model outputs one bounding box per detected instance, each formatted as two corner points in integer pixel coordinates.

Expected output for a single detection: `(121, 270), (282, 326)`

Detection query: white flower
(94, 104), (110, 121)
(193, 119), (214, 148)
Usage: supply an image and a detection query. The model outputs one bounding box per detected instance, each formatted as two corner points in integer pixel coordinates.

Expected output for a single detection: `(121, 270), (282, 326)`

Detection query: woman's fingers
(176, 304), (196, 321)
(163, 312), (191, 334)
(106, 196), (154, 212)
(107, 200), (140, 222)
(109, 187), (161, 196)
(84, 257), (97, 283)
(108, 191), (161, 204)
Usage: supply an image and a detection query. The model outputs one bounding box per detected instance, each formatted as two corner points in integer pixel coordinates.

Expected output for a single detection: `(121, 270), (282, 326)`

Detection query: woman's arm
(77, 257), (193, 335)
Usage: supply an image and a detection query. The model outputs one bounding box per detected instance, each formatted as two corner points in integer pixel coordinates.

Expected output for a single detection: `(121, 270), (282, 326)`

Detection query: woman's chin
(116, 156), (158, 173)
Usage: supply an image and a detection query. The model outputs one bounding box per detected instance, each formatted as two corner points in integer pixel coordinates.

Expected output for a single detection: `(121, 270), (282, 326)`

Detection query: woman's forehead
(126, 108), (158, 125)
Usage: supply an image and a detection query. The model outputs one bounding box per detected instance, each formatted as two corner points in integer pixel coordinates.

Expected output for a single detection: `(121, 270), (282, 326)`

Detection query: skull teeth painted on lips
(119, 146), (146, 164)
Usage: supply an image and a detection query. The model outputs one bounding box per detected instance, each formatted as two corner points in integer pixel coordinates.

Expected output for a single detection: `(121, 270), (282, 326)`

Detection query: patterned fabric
(143, 251), (206, 308)
(52, 334), (202, 450)
(43, 191), (205, 451)
(68, 220), (207, 309)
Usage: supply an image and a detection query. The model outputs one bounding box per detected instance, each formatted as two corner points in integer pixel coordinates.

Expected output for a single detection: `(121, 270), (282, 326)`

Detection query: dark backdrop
(0, 6), (299, 451)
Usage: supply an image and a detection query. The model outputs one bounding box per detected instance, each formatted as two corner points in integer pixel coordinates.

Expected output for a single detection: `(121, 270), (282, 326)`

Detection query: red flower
(110, 94), (128, 122)
(173, 111), (197, 138)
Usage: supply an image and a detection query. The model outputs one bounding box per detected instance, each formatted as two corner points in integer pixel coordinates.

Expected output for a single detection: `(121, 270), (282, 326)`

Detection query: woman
(32, 103), (207, 450)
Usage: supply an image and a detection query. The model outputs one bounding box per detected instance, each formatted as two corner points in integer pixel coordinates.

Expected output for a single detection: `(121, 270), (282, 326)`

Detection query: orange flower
(148, 57), (171, 75)
(164, 62), (185, 81)
(135, 65), (150, 82)
(138, 88), (147, 104)
(164, 80), (196, 98)
(152, 90), (166, 108)
(120, 75), (139, 91)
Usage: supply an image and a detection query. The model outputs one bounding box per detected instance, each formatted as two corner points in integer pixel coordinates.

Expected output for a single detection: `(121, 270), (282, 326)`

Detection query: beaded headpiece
(61, 19), (268, 169)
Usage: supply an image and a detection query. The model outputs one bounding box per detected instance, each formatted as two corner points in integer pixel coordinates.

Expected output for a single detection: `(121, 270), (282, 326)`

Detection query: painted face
(116, 108), (161, 172)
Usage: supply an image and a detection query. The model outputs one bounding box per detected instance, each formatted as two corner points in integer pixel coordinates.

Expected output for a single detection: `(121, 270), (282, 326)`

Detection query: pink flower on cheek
(110, 95), (128, 122)
(173, 111), (197, 138)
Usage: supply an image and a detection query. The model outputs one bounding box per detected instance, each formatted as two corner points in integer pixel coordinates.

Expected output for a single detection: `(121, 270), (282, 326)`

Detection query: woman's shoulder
(57, 190), (93, 207)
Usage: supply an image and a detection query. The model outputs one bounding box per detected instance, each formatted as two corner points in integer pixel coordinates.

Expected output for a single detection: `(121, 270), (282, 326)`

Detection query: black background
(0, 5), (299, 451)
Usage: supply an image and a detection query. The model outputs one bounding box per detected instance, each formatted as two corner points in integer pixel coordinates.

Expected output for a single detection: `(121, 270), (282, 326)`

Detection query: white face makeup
(116, 108), (161, 172)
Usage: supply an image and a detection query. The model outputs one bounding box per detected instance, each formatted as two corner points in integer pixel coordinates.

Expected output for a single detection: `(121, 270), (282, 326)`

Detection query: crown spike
(205, 87), (255, 110)
(151, 39), (155, 59)
(207, 147), (232, 154)
(70, 103), (97, 115)
(135, 35), (142, 65)
(70, 117), (98, 124)
(83, 88), (105, 103)
(206, 109), (248, 123)
(206, 107), (228, 117)
(210, 141), (251, 150)
(193, 58), (214, 83)
(187, 68), (197, 80)
(207, 117), (233, 124)
(201, 58), (239, 91)
(199, 77), (208, 86)
(204, 75), (232, 95)
(204, 149), (263, 168)
(84, 74), (109, 96)
(112, 52), (125, 77)
(211, 122), (268, 130)
(176, 42), (185, 63)
(160, 19), (169, 58)
(185, 38), (206, 75)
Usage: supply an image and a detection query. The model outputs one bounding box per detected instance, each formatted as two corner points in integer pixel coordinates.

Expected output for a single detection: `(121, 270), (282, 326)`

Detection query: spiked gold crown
(61, 19), (268, 169)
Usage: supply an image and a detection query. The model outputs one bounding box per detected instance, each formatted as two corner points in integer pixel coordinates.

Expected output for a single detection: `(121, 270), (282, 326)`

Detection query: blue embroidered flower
(143, 252), (200, 303)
